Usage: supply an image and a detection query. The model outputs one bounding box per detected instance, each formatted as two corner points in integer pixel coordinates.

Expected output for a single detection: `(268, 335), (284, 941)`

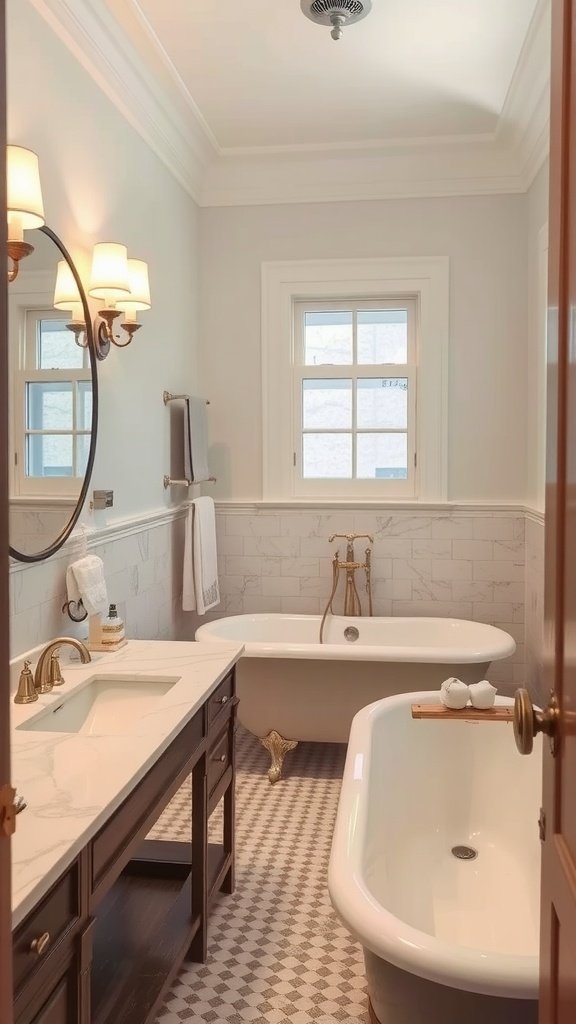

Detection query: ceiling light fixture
(300, 0), (372, 41)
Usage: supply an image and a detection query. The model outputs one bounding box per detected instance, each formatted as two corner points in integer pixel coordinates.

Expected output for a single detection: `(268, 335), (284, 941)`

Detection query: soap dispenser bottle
(101, 603), (125, 648)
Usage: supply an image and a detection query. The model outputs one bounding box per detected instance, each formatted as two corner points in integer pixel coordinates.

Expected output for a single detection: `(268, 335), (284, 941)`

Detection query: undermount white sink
(17, 676), (178, 736)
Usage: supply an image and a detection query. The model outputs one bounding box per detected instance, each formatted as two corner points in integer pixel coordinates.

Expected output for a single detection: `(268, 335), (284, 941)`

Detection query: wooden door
(0, 2), (12, 1022)
(540, 0), (576, 1019)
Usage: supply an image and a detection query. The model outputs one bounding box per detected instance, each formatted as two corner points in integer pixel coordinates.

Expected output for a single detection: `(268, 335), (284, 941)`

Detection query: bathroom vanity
(10, 640), (243, 1024)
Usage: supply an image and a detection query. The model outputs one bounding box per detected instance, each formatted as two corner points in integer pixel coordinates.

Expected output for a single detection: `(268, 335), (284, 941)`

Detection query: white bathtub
(195, 614), (515, 781)
(329, 690), (540, 1024)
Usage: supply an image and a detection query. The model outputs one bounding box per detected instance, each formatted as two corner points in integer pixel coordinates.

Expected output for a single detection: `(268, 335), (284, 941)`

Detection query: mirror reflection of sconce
(6, 145), (45, 282)
(88, 243), (151, 360)
(53, 259), (87, 348)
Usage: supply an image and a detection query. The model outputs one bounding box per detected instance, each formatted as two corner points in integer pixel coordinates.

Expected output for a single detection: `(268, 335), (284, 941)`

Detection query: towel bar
(163, 390), (210, 405)
(163, 475), (217, 489)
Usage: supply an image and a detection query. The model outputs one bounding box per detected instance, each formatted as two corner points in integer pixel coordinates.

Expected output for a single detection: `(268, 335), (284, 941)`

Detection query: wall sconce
(7, 145), (45, 282)
(53, 260), (86, 348)
(116, 259), (151, 344)
(88, 243), (150, 359)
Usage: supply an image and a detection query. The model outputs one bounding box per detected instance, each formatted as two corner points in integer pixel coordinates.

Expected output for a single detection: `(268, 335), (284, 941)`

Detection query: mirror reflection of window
(14, 308), (92, 494)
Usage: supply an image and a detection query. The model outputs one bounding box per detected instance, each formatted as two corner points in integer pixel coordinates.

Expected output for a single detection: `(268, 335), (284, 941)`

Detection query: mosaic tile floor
(153, 728), (368, 1023)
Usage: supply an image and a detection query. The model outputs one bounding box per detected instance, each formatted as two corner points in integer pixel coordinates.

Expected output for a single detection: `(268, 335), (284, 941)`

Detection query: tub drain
(451, 845), (478, 861)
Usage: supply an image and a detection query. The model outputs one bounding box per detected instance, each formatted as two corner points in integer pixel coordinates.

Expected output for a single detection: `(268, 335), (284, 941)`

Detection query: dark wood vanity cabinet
(13, 669), (237, 1024)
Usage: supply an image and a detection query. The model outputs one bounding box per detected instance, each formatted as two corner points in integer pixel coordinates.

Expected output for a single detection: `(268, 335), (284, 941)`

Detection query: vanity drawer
(91, 707), (204, 899)
(207, 671), (235, 732)
(207, 725), (233, 796)
(13, 860), (81, 993)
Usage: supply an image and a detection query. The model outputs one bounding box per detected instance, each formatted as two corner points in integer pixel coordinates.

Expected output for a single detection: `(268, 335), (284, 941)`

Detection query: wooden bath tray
(411, 704), (514, 722)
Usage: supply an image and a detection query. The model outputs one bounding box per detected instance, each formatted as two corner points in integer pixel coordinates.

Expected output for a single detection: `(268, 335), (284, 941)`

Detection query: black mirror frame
(9, 225), (99, 563)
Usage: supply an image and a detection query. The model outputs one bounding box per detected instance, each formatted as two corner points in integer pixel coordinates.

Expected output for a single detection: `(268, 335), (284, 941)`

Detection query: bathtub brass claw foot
(261, 730), (298, 784)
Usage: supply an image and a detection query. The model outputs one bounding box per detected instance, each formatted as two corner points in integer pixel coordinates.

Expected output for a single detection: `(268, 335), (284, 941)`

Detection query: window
(13, 309), (92, 496)
(262, 257), (448, 502)
(294, 300), (416, 496)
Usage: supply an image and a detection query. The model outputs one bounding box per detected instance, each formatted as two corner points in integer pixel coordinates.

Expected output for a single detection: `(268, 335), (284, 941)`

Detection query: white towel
(66, 555), (108, 617)
(469, 680), (497, 709)
(184, 397), (210, 483)
(183, 497), (220, 614)
(440, 677), (470, 710)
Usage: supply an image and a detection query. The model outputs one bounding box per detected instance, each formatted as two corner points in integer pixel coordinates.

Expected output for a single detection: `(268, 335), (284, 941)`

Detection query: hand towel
(183, 397), (211, 484)
(183, 497), (220, 614)
(66, 555), (108, 617)
(469, 680), (497, 709)
(440, 677), (470, 710)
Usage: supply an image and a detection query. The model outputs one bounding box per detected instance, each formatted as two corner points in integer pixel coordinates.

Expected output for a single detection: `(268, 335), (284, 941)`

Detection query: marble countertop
(10, 639), (243, 929)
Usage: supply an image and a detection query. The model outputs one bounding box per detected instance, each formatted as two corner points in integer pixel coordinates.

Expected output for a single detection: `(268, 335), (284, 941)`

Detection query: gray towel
(183, 397), (210, 483)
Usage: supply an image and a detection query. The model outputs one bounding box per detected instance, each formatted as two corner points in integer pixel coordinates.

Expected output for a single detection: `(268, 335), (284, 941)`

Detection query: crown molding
(29, 0), (550, 207)
(199, 137), (524, 207)
(28, 0), (217, 203)
(497, 0), (551, 189)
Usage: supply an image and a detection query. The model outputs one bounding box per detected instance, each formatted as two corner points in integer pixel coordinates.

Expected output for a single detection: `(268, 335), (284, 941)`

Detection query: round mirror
(8, 225), (98, 562)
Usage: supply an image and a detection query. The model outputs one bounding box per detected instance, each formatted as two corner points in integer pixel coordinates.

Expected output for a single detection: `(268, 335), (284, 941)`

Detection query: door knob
(513, 688), (559, 756)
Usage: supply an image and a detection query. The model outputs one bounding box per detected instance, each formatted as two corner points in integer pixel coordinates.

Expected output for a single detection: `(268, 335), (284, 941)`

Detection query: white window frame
(9, 272), (91, 499)
(262, 257), (449, 502)
(293, 298), (417, 498)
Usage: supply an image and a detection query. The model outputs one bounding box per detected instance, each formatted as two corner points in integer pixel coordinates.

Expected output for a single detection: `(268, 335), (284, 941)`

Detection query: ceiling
(132, 0), (539, 151)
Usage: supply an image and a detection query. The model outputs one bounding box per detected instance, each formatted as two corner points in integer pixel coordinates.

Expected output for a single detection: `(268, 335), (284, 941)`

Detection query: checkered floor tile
(153, 727), (368, 1023)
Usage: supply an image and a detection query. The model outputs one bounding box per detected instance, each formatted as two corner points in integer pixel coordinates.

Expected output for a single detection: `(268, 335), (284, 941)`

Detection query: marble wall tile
(212, 507), (528, 687)
(412, 539), (452, 559)
(243, 536), (301, 557)
(392, 559), (432, 580)
(451, 540), (494, 560)
(492, 581), (525, 603)
(411, 580), (453, 602)
(261, 576), (300, 597)
(226, 514), (281, 536)
(431, 517), (475, 540)
(431, 559), (472, 580)
(9, 506), (536, 698)
(473, 518), (518, 540)
(472, 602), (515, 623)
(452, 581), (495, 603)
(9, 514), (189, 657)
(474, 561), (524, 582)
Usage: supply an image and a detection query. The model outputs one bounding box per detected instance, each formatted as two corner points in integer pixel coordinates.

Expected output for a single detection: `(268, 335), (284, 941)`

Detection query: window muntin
(293, 299), (416, 497)
(14, 309), (91, 495)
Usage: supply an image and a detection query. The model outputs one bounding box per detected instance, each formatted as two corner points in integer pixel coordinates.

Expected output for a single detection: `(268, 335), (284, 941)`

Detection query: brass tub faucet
(320, 533), (374, 642)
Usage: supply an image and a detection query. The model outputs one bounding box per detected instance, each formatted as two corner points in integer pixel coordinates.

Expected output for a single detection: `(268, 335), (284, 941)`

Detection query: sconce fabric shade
(7, 145), (45, 230)
(88, 242), (130, 300)
(54, 260), (82, 310)
(116, 259), (151, 312)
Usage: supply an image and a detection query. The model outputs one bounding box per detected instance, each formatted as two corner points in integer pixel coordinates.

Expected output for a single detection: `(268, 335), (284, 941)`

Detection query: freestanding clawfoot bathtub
(329, 690), (540, 1024)
(195, 614), (516, 781)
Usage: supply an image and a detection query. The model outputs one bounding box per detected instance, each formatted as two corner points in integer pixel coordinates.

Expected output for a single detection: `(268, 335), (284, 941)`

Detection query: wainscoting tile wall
(9, 510), (198, 663)
(9, 504), (545, 696)
(215, 507), (528, 689)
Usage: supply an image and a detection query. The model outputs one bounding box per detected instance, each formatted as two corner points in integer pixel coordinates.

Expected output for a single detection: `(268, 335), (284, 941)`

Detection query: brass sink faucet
(33, 637), (91, 695)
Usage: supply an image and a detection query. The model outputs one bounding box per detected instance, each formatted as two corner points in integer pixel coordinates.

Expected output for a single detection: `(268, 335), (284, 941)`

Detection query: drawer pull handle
(215, 695), (229, 705)
(30, 932), (51, 957)
(213, 753), (227, 763)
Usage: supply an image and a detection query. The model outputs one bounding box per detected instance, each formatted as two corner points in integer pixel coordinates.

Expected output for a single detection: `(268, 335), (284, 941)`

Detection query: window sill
(9, 495), (78, 508)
